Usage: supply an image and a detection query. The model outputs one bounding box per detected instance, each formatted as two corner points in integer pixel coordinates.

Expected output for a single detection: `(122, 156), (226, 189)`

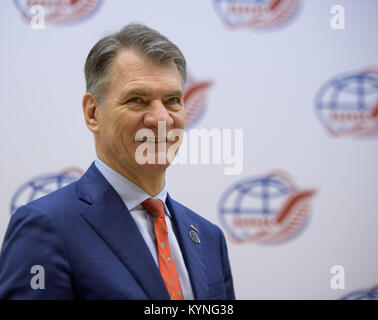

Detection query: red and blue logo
(13, 0), (103, 25)
(218, 170), (316, 244)
(213, 0), (301, 30)
(341, 284), (378, 300)
(315, 68), (378, 138)
(184, 73), (213, 127)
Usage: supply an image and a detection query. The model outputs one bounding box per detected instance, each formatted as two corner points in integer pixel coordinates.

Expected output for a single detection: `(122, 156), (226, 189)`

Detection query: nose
(143, 100), (174, 128)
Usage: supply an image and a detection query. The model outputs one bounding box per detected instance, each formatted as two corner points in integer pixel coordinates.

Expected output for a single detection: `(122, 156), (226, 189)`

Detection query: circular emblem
(341, 285), (378, 300)
(315, 68), (378, 138)
(10, 167), (83, 215)
(189, 230), (201, 244)
(213, 0), (301, 30)
(218, 171), (316, 244)
(13, 0), (103, 25)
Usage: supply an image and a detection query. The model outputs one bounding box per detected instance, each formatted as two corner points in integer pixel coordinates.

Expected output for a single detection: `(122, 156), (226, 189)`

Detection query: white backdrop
(1, 0), (377, 300)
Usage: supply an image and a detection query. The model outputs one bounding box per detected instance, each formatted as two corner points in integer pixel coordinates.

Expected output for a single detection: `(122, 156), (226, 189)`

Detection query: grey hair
(84, 23), (187, 104)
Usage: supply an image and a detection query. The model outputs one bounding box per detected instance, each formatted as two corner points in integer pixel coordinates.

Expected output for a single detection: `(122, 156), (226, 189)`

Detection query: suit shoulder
(13, 180), (81, 223)
(169, 198), (224, 238)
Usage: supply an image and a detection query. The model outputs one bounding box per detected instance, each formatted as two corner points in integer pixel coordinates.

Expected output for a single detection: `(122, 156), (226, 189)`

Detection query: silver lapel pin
(190, 225), (200, 244)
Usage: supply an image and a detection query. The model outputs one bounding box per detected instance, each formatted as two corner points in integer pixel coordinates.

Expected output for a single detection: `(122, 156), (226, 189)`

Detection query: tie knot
(141, 198), (165, 219)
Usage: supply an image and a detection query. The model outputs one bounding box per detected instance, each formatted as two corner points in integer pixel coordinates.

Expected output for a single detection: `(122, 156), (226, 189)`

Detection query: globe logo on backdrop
(315, 68), (378, 138)
(341, 285), (378, 300)
(14, 0), (103, 25)
(183, 73), (213, 127)
(218, 171), (316, 244)
(10, 167), (83, 215)
(213, 0), (301, 30)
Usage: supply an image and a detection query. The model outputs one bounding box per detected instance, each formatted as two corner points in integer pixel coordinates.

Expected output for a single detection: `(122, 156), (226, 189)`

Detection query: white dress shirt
(94, 158), (194, 300)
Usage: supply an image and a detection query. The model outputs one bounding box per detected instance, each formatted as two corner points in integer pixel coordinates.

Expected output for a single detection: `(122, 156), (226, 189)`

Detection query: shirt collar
(94, 158), (169, 216)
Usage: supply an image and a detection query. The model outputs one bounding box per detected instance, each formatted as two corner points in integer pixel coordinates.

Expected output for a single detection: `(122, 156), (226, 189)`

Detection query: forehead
(111, 49), (182, 93)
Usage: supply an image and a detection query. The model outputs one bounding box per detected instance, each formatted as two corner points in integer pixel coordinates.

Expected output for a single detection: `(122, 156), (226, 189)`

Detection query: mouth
(135, 137), (175, 143)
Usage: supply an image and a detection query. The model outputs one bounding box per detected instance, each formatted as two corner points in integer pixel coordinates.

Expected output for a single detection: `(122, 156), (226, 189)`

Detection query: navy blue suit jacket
(0, 163), (235, 300)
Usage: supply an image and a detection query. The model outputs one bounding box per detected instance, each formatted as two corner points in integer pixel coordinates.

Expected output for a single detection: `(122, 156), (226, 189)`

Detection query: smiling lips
(135, 137), (175, 143)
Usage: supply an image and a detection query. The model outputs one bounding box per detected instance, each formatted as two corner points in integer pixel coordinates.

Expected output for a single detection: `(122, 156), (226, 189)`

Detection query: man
(0, 23), (235, 300)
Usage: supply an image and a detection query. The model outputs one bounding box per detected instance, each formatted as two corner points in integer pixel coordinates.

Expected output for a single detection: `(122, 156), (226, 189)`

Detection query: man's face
(95, 49), (185, 176)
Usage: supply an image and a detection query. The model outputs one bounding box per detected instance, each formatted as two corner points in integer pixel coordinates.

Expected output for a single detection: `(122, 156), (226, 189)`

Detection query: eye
(126, 97), (144, 104)
(165, 97), (181, 105)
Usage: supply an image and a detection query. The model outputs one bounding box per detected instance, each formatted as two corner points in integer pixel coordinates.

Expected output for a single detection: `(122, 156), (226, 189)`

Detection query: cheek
(111, 112), (141, 145)
(173, 111), (186, 129)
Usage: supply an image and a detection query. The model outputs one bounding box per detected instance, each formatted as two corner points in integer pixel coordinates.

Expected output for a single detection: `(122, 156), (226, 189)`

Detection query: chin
(138, 162), (171, 172)
(134, 140), (179, 170)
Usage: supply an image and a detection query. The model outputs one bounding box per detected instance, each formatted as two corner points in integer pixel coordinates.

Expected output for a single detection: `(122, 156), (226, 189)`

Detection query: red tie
(141, 198), (184, 300)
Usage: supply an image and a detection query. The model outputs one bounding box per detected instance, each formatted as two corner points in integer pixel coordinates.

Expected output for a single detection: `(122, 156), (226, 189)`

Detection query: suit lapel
(78, 163), (170, 300)
(166, 194), (208, 300)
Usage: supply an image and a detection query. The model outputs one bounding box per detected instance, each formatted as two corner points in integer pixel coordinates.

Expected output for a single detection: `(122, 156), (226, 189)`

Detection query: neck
(97, 155), (166, 197)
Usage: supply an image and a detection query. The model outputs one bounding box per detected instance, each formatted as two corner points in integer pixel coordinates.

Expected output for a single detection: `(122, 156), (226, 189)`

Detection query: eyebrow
(164, 90), (183, 97)
(119, 89), (183, 101)
(120, 89), (148, 100)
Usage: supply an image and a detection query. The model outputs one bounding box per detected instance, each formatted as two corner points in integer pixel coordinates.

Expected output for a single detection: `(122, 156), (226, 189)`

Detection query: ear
(82, 92), (100, 133)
